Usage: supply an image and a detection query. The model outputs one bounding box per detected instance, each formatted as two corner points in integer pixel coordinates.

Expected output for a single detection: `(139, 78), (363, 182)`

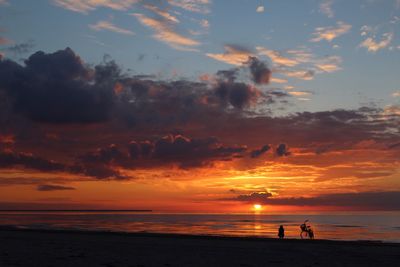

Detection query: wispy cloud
(284, 70), (315, 80)
(167, 0), (211, 14)
(270, 77), (288, 84)
(310, 21), (351, 42)
(257, 47), (299, 67)
(257, 46), (342, 80)
(144, 4), (180, 23)
(392, 91), (400, 97)
(288, 91), (312, 96)
(0, 0), (9, 6)
(89, 20), (135, 35)
(53, 0), (138, 13)
(37, 184), (76, 191)
(314, 55), (342, 72)
(319, 0), (334, 18)
(206, 45), (253, 65)
(360, 32), (393, 52)
(133, 13), (199, 51)
(256, 6), (264, 13)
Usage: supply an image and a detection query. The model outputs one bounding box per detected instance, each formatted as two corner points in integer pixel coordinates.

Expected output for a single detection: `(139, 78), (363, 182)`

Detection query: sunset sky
(0, 0), (399, 212)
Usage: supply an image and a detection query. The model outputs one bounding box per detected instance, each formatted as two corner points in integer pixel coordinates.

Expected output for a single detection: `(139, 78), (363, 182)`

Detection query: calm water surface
(1, 211), (399, 242)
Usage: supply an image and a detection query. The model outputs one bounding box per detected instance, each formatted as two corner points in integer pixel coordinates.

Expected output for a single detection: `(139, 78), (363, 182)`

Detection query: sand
(0, 228), (399, 267)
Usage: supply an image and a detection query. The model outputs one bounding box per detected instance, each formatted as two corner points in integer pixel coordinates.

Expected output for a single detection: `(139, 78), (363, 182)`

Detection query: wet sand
(1, 228), (400, 267)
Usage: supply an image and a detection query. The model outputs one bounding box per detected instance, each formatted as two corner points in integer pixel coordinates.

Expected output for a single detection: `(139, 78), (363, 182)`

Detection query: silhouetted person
(278, 225), (285, 239)
(308, 228), (314, 239)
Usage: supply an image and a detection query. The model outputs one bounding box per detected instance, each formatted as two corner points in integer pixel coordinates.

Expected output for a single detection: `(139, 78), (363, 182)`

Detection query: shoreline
(0, 225), (395, 245)
(1, 227), (400, 266)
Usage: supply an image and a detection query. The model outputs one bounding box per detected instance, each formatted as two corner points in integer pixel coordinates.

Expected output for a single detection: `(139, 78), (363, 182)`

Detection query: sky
(0, 0), (399, 212)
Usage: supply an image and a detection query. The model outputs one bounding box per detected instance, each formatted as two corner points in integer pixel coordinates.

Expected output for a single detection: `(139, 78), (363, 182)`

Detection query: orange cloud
(89, 20), (135, 35)
(360, 32), (393, 52)
(53, 0), (138, 13)
(206, 45), (253, 65)
(310, 21), (351, 42)
(133, 13), (199, 51)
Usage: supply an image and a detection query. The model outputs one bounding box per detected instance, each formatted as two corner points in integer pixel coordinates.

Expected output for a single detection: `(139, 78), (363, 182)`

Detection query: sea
(1, 211), (399, 242)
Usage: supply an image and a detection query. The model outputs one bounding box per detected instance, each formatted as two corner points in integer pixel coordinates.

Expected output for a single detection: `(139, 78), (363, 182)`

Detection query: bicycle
(300, 220), (314, 239)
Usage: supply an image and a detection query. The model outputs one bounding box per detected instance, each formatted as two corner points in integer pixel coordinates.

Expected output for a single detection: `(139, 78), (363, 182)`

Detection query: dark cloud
(85, 134), (247, 169)
(0, 149), (124, 180)
(0, 48), (288, 130)
(276, 143), (290, 156)
(37, 184), (76, 191)
(82, 144), (125, 164)
(225, 191), (400, 210)
(214, 82), (260, 109)
(0, 48), (399, 184)
(247, 57), (271, 84)
(0, 150), (65, 172)
(0, 48), (115, 123)
(222, 192), (273, 202)
(250, 144), (271, 158)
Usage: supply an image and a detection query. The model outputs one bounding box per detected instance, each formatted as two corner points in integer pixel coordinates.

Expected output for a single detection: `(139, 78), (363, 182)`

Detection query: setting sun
(253, 204), (262, 211)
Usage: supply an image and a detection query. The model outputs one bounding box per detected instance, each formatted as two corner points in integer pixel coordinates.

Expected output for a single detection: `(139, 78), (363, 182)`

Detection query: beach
(1, 229), (399, 267)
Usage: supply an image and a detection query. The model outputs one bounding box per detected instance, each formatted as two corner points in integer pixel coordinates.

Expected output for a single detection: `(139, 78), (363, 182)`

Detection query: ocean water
(0, 211), (400, 242)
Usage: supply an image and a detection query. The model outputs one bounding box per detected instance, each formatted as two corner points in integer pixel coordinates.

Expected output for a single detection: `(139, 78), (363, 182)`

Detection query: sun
(253, 204), (262, 211)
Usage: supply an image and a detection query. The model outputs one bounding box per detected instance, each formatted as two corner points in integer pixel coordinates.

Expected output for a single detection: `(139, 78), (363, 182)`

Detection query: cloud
(37, 184), (76, 191)
(250, 145), (271, 158)
(392, 91), (400, 97)
(83, 134), (247, 169)
(89, 20), (135, 35)
(310, 21), (351, 42)
(0, 148), (123, 180)
(256, 47), (342, 80)
(143, 4), (180, 23)
(360, 32), (393, 52)
(383, 105), (400, 115)
(0, 48), (399, 184)
(247, 57), (271, 84)
(256, 6), (264, 13)
(257, 47), (299, 67)
(53, 0), (138, 13)
(133, 13), (199, 51)
(319, 0), (334, 18)
(270, 77), (288, 84)
(4, 40), (35, 56)
(214, 82), (261, 109)
(206, 45), (254, 65)
(167, 0), (211, 14)
(288, 91), (311, 96)
(0, 47), (116, 123)
(314, 55), (342, 72)
(225, 191), (400, 210)
(0, 0), (8, 5)
(276, 143), (290, 156)
(0, 150), (66, 172)
(222, 191), (272, 202)
(283, 69), (315, 80)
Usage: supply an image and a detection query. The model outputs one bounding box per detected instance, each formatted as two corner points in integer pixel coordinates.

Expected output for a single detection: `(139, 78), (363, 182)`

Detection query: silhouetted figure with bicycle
(300, 220), (315, 239)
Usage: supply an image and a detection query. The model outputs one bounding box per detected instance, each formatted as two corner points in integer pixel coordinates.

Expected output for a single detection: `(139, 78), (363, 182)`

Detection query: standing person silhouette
(278, 225), (285, 239)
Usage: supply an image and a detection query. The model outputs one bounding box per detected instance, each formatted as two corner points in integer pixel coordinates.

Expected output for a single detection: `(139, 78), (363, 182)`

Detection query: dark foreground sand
(1, 229), (400, 267)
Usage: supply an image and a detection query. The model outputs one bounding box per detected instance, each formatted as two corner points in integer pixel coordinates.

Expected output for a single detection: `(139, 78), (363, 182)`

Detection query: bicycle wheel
(300, 231), (308, 239)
